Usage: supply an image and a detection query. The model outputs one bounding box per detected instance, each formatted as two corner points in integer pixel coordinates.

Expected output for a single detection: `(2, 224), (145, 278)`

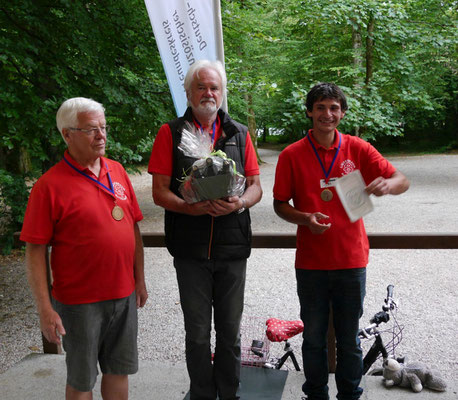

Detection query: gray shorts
(52, 291), (138, 392)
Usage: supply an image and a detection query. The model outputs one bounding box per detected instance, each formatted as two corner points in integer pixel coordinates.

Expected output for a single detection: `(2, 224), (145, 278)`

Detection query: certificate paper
(335, 170), (374, 222)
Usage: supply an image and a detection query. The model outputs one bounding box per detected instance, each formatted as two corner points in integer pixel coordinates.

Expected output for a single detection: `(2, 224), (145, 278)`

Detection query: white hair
(184, 60), (227, 107)
(56, 97), (105, 141)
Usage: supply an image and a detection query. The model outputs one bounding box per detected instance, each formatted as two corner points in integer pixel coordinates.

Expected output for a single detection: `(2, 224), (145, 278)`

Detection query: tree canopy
(223, 0), (457, 142)
(1, 0), (457, 251)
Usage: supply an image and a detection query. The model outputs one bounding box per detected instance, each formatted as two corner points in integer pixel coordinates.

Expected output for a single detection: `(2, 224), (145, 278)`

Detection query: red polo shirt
(20, 151), (143, 304)
(273, 130), (396, 270)
(148, 117), (260, 177)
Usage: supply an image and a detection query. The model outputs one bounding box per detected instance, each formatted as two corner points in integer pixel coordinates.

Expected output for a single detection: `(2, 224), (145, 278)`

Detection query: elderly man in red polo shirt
(20, 97), (148, 400)
(273, 83), (409, 400)
(149, 59), (262, 400)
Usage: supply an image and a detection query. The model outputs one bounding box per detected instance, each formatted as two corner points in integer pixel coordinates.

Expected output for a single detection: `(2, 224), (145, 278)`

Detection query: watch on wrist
(236, 198), (246, 214)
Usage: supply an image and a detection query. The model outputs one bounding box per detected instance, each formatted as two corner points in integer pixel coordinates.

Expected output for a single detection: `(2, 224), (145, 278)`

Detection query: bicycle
(241, 284), (404, 374)
(240, 315), (303, 370)
(359, 284), (404, 375)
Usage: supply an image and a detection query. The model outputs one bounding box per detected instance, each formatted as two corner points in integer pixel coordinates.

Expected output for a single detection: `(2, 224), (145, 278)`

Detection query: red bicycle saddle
(266, 318), (304, 342)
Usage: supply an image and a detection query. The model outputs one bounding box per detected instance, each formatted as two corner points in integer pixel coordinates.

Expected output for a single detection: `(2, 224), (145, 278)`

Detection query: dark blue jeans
(296, 268), (366, 400)
(175, 257), (246, 400)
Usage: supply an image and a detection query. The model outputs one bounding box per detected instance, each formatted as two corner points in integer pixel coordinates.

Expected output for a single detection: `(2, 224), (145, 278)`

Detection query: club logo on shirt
(340, 159), (356, 175)
(113, 182), (127, 201)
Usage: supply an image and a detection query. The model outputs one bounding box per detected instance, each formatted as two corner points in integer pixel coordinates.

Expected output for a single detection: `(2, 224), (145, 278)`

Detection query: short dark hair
(306, 82), (348, 114)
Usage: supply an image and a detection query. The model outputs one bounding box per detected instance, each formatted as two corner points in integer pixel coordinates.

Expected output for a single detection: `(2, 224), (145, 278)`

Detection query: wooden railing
(14, 232), (458, 371)
(142, 231), (458, 249)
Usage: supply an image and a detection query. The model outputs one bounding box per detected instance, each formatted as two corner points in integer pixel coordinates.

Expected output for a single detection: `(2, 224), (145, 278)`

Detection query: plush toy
(382, 358), (447, 392)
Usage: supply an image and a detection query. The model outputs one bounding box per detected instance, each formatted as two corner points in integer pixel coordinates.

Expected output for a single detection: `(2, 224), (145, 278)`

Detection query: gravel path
(1, 148), (457, 382)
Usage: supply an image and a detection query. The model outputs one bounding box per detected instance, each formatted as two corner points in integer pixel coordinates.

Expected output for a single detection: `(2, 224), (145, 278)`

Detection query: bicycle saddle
(266, 318), (304, 342)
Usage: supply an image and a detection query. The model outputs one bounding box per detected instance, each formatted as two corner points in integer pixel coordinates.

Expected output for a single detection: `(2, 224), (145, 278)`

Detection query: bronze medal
(321, 188), (333, 202)
(112, 205), (124, 221)
(307, 131), (342, 204)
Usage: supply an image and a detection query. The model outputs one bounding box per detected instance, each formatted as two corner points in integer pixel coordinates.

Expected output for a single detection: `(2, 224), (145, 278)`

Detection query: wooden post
(42, 246), (62, 354)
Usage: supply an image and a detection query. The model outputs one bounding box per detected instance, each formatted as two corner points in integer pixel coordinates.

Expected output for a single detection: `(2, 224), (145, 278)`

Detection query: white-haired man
(149, 60), (262, 399)
(20, 97), (148, 400)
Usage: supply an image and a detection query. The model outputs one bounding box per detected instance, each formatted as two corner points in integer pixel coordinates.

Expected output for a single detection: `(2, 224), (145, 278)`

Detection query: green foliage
(221, 0), (457, 142)
(1, 0), (457, 251)
(280, 86), (311, 141)
(0, 0), (175, 250)
(0, 169), (30, 254)
(1, 0), (173, 170)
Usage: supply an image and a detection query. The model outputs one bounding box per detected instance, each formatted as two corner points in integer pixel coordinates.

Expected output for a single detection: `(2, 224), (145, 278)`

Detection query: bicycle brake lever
(251, 349), (264, 357)
(251, 339), (265, 357)
(383, 298), (399, 312)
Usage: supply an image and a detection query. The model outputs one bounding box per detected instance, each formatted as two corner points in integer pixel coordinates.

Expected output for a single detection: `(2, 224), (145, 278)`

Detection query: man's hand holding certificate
(335, 170), (374, 223)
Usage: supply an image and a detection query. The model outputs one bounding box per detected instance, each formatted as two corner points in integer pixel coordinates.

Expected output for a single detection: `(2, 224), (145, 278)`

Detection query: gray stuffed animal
(383, 358), (447, 392)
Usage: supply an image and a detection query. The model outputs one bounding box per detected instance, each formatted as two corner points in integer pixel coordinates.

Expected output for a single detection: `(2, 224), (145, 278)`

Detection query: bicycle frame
(362, 333), (388, 374)
(273, 340), (301, 371)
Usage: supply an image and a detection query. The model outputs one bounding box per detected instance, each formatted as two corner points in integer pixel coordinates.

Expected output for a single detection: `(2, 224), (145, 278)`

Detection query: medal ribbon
(63, 155), (115, 197)
(195, 118), (217, 144)
(307, 130), (342, 183)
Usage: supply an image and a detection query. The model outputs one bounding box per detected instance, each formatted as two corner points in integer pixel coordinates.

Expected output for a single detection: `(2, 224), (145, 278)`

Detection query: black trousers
(175, 257), (247, 400)
(296, 268), (366, 400)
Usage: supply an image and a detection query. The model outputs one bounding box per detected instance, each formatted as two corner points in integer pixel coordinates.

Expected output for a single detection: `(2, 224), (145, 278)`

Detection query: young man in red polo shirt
(21, 97), (148, 400)
(273, 83), (409, 400)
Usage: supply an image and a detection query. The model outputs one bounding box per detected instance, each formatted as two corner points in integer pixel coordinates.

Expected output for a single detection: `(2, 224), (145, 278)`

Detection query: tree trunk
(19, 147), (32, 174)
(352, 21), (363, 137)
(245, 93), (262, 164)
(365, 14), (375, 86)
(352, 23), (363, 72)
(0, 147), (5, 170)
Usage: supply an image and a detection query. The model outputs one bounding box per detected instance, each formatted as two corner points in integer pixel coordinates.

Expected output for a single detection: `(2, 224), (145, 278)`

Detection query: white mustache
(200, 98), (216, 104)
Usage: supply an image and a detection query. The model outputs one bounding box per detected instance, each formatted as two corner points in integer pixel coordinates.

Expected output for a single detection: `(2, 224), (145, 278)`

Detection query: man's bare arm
(26, 243), (65, 344)
(152, 173), (212, 215)
(209, 174), (263, 216)
(366, 170), (410, 196)
(133, 223), (148, 308)
(273, 199), (331, 235)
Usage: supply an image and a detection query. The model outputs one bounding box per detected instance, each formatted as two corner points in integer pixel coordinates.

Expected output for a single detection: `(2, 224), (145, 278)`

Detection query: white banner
(144, 0), (225, 117)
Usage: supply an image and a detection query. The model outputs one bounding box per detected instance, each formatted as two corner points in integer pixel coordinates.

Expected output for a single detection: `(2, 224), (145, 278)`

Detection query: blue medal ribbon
(195, 118), (217, 144)
(63, 155), (115, 197)
(307, 130), (342, 183)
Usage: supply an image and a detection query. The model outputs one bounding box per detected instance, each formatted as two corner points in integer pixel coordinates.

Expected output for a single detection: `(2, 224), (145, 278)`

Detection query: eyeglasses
(68, 126), (111, 136)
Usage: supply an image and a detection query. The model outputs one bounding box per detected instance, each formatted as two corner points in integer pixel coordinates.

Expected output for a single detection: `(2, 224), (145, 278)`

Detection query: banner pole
(213, 0), (227, 112)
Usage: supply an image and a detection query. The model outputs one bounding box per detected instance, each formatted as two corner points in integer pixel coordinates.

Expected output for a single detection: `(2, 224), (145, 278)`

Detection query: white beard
(193, 98), (219, 118)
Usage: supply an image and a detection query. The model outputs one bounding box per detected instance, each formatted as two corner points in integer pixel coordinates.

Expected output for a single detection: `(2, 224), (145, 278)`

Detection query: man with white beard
(148, 60), (262, 400)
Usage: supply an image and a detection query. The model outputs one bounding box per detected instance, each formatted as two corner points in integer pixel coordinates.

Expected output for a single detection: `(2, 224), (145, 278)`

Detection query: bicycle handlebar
(383, 284), (395, 311)
(359, 284), (396, 339)
(387, 284), (394, 299)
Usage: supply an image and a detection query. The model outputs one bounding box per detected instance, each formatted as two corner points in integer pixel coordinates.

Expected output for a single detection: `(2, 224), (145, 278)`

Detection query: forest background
(1, 0), (457, 252)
